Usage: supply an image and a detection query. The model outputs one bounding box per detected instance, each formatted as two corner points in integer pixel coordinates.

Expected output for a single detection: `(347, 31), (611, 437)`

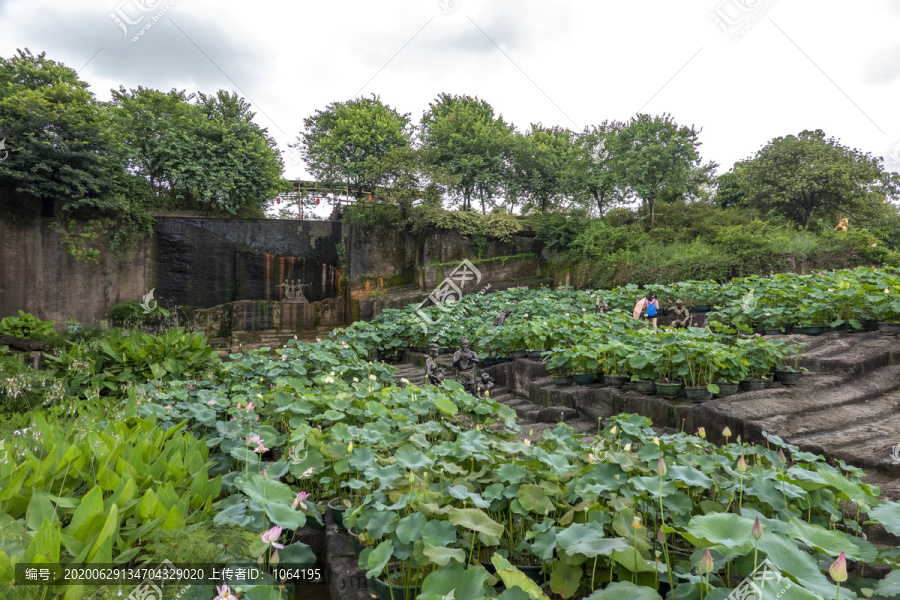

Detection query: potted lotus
(545, 348), (574, 387)
(629, 347), (660, 394)
(738, 336), (779, 391)
(568, 343), (600, 386)
(711, 345), (747, 397)
(599, 340), (634, 388)
(683, 341), (720, 403)
(773, 343), (805, 385)
(654, 340), (685, 399)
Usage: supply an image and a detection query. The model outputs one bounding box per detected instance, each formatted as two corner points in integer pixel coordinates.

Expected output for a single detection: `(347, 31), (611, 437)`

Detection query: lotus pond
(0, 268), (899, 600)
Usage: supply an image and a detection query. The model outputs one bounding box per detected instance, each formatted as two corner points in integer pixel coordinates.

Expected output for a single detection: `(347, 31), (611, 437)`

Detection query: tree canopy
(419, 93), (512, 212)
(0, 49), (126, 211)
(111, 87), (284, 215)
(723, 129), (899, 229)
(612, 113), (707, 228)
(299, 95), (412, 198)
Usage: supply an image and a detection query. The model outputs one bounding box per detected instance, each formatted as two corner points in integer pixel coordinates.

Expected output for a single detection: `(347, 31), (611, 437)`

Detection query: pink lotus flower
(254, 442), (269, 454)
(165, 405), (172, 410)
(261, 525), (284, 549)
(248, 434), (261, 445)
(829, 552), (847, 583)
(282, 354), (287, 361)
(188, 385), (194, 391)
(213, 583), (235, 600)
(699, 548), (714, 573)
(751, 517), (763, 540)
(292, 491), (311, 510)
(236, 402), (242, 409)
(207, 400), (216, 406)
(246, 401), (255, 411)
(657, 455), (667, 477)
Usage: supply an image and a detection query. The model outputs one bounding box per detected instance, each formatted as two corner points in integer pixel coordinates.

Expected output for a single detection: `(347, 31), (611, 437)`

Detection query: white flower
(323, 376), (335, 384)
(369, 374), (377, 381)
(353, 377), (359, 383)
(400, 378), (410, 385)
(524, 313), (529, 318)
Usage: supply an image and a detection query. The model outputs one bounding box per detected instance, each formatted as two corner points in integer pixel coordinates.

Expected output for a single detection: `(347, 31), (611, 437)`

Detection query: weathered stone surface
(0, 216), (149, 327)
(536, 406), (580, 423)
(0, 334), (47, 352)
(154, 218), (343, 309)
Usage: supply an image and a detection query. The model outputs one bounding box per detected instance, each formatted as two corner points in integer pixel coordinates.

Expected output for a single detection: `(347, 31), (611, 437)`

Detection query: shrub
(0, 310), (55, 338)
(44, 327), (221, 398)
(106, 300), (152, 323)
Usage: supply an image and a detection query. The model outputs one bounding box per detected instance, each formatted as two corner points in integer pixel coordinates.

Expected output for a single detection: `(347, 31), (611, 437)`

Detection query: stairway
(391, 358), (599, 441)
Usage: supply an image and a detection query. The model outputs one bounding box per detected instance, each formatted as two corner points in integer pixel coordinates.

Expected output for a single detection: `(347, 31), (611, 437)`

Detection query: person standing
(632, 291), (660, 328)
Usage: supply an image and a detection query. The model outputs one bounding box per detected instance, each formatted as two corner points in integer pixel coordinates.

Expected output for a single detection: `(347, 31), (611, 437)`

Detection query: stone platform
(395, 330), (900, 500)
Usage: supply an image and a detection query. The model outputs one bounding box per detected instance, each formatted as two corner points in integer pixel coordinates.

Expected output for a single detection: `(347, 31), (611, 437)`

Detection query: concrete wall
(0, 213), (546, 341)
(0, 217), (150, 327)
(154, 217), (343, 308)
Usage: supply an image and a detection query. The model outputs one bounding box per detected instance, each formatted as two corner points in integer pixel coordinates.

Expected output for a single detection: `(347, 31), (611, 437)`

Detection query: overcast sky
(3, 0), (900, 218)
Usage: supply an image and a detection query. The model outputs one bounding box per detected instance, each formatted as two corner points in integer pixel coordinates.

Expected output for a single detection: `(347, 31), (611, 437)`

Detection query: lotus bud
(657, 527), (666, 545)
(610, 426), (617, 435)
(623, 443), (632, 452)
(700, 548), (715, 573)
(751, 517), (763, 540)
(829, 552), (847, 583)
(722, 426), (732, 440)
(736, 435), (742, 444)
(347, 441), (354, 453)
(778, 448), (787, 464)
(657, 455), (667, 477)
(697, 427), (706, 439)
(737, 454), (748, 473)
(653, 436), (660, 446)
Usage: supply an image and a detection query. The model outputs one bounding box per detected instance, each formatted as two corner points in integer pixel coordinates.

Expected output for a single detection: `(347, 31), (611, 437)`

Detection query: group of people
(632, 291), (692, 329)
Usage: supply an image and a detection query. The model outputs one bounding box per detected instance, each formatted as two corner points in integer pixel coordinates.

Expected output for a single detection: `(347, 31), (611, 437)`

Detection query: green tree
(298, 95), (412, 199)
(419, 93), (512, 213)
(111, 87), (284, 216)
(565, 122), (626, 217)
(726, 129), (899, 229)
(612, 113), (705, 228)
(0, 49), (127, 212)
(506, 123), (573, 213)
(362, 146), (458, 220)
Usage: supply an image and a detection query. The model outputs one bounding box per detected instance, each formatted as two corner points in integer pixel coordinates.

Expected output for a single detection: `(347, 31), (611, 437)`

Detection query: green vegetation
(1, 273), (900, 598)
(0, 310), (55, 338)
(0, 49), (285, 261)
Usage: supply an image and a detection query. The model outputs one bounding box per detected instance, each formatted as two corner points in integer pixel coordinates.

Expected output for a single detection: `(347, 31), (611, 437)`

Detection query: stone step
(774, 393), (900, 441)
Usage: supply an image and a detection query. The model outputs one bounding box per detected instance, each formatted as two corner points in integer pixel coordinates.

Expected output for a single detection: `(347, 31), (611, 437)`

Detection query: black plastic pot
(713, 382), (740, 397)
(552, 375), (573, 386)
(635, 379), (656, 394)
(774, 370), (802, 385)
(603, 374), (628, 388)
(685, 386), (713, 403)
(572, 373), (595, 386)
(654, 381), (683, 399)
(740, 379), (767, 391)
